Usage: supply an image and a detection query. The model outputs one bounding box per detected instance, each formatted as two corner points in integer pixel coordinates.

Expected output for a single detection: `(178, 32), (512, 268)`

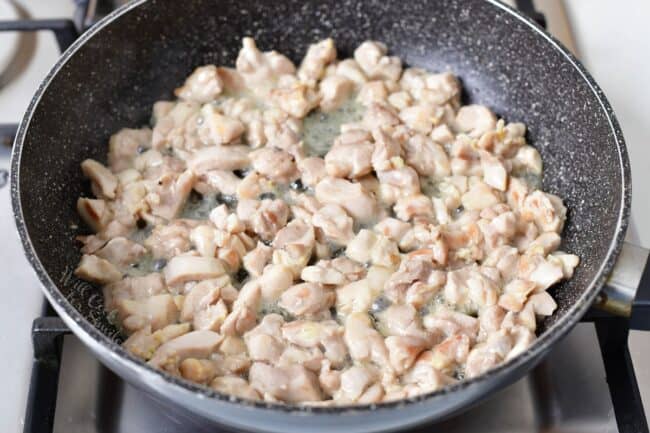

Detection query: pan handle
(595, 242), (650, 330)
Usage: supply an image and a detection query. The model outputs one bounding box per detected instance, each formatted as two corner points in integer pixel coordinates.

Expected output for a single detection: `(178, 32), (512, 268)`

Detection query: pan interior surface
(13, 0), (628, 412)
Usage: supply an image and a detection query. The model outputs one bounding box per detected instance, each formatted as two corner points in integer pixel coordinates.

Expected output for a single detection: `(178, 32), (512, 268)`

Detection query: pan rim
(10, 0), (631, 417)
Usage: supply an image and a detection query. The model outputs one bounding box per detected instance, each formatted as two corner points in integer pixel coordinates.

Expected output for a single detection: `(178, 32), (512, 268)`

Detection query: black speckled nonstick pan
(10, 0), (648, 432)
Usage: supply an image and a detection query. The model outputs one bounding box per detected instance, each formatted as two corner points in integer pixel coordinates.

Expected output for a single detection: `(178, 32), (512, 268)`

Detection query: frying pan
(9, 0), (650, 432)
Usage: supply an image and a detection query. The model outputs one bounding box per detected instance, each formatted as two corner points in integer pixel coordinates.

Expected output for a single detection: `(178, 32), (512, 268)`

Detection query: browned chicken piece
(199, 104), (245, 146)
(81, 159), (118, 199)
(298, 38), (337, 82)
(401, 351), (453, 395)
(385, 335), (429, 374)
(77, 198), (113, 232)
(370, 128), (402, 172)
(271, 80), (321, 118)
(74, 254), (122, 285)
(374, 217), (411, 242)
(108, 128), (153, 172)
(394, 194), (434, 222)
(175, 65), (223, 103)
(180, 278), (225, 321)
(211, 376), (261, 400)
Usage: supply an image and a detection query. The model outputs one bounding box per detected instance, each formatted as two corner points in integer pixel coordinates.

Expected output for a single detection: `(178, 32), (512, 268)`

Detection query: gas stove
(1, 1), (650, 433)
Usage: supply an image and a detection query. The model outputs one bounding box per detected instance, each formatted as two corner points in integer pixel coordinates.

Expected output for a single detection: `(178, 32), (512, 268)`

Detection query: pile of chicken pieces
(74, 37), (579, 405)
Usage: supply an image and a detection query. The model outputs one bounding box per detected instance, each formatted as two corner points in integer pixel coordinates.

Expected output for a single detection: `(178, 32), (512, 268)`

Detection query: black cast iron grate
(2, 1), (649, 432)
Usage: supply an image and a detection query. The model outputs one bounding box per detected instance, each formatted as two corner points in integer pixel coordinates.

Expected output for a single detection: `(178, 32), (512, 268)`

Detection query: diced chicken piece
(527, 256), (564, 291)
(362, 102), (401, 130)
(243, 242), (273, 277)
(248, 363), (322, 403)
(357, 80), (388, 106)
(258, 264), (294, 303)
(387, 90), (413, 110)
(343, 313), (390, 367)
(454, 105), (497, 138)
(315, 177), (378, 223)
(370, 128), (402, 172)
(527, 232), (561, 256)
(278, 283), (334, 316)
(399, 104), (439, 134)
(164, 256), (226, 286)
(103, 273), (167, 311)
(77, 198), (113, 232)
(345, 229), (400, 268)
(354, 41), (402, 82)
(386, 335), (428, 374)
(498, 279), (536, 312)
(422, 72), (461, 106)
(526, 291), (557, 316)
(211, 376), (260, 400)
(301, 257), (365, 285)
(144, 220), (197, 259)
(95, 237), (146, 267)
(319, 75), (354, 112)
(480, 150), (508, 191)
(428, 334), (471, 374)
(74, 254), (122, 284)
(512, 145), (542, 175)
(401, 351), (451, 394)
(521, 190), (567, 234)
(148, 330), (223, 371)
(81, 159), (118, 199)
(465, 345), (502, 378)
(175, 65), (223, 103)
(220, 306), (257, 336)
(377, 167), (420, 202)
(298, 38), (337, 82)
(193, 299), (228, 332)
(236, 37), (296, 88)
(147, 169), (196, 220)
(271, 81), (321, 118)
(108, 128), (153, 171)
(374, 217), (411, 242)
(180, 278), (225, 321)
(325, 135), (374, 179)
(377, 304), (431, 341)
(250, 147), (298, 183)
(394, 194), (434, 222)
(461, 181), (501, 211)
(422, 307), (479, 341)
(123, 323), (191, 360)
(404, 134), (451, 177)
(312, 204), (354, 245)
(552, 251), (580, 278)
(199, 104), (245, 145)
(431, 124), (455, 145)
(384, 256), (445, 304)
(188, 145), (251, 174)
(336, 365), (380, 402)
(194, 170), (241, 196)
(272, 219), (316, 277)
(298, 157), (327, 187)
(115, 294), (179, 334)
(179, 358), (219, 383)
(238, 198), (290, 242)
(335, 59), (367, 84)
(278, 345), (324, 371)
(245, 317), (286, 364)
(443, 265), (499, 314)
(336, 279), (377, 316)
